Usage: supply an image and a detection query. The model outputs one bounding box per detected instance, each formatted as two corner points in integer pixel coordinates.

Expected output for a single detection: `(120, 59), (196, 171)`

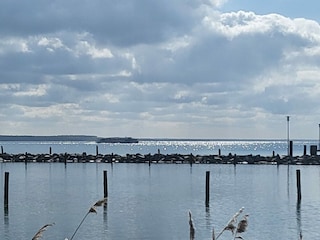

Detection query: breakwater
(1, 152), (320, 164)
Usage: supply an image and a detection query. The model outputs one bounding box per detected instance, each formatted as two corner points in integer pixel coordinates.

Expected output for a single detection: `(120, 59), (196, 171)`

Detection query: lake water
(0, 139), (318, 156)
(1, 162), (320, 239)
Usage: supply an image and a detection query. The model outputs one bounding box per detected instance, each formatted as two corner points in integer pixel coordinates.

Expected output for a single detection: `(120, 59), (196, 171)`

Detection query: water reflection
(205, 205), (211, 230)
(3, 206), (9, 240)
(287, 165), (290, 198)
(4, 205), (9, 220)
(103, 200), (108, 234)
(296, 201), (302, 239)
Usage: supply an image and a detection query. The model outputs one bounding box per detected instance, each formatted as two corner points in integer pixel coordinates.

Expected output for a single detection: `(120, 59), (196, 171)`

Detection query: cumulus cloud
(0, 1), (320, 138)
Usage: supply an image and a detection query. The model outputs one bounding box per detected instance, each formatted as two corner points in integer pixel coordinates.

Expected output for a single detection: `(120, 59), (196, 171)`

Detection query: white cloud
(0, 38), (30, 54)
(38, 37), (63, 48)
(13, 84), (48, 97)
(75, 41), (113, 59)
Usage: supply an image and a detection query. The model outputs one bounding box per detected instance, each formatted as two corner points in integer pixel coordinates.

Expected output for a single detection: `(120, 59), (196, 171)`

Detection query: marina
(0, 139), (320, 164)
(1, 139), (320, 239)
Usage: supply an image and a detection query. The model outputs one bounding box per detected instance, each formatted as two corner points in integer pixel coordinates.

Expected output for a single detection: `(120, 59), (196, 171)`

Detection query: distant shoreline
(0, 135), (98, 142)
(0, 135), (317, 142)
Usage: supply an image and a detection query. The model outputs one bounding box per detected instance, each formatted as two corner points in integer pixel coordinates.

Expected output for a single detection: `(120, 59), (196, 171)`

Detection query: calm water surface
(0, 139), (318, 156)
(1, 163), (320, 239)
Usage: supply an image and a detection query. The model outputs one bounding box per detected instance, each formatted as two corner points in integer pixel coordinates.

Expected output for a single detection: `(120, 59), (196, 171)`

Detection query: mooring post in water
(96, 145), (99, 156)
(103, 170), (108, 198)
(205, 171), (210, 206)
(296, 169), (301, 202)
(4, 172), (9, 207)
(233, 154), (237, 165)
(290, 141), (293, 157)
(1, 145), (3, 154)
(25, 152), (28, 165)
(303, 145), (307, 156)
(49, 147), (52, 155)
(218, 149), (221, 156)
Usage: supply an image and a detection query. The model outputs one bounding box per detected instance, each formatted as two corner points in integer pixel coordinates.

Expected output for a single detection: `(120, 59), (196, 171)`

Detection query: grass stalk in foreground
(189, 211), (195, 240)
(189, 207), (249, 240)
(68, 198), (107, 240)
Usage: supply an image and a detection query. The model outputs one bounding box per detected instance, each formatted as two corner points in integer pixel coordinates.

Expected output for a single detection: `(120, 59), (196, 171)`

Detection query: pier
(1, 152), (320, 164)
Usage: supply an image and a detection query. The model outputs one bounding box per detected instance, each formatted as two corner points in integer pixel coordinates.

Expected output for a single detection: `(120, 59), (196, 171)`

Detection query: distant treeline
(0, 135), (98, 142)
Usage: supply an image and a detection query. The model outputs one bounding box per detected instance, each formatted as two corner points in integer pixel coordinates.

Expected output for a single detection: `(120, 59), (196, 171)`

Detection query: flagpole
(287, 116), (290, 156)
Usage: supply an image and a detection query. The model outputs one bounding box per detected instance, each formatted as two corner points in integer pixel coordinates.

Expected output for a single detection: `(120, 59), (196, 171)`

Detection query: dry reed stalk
(32, 223), (55, 240)
(189, 211), (195, 240)
(212, 226), (216, 240)
(68, 198), (107, 240)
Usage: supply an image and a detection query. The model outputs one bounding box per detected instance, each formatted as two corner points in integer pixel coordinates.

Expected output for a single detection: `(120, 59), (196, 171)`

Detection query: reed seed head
(236, 214), (249, 234)
(89, 207), (98, 214)
(32, 223), (55, 240)
(224, 223), (236, 234)
(93, 198), (107, 207)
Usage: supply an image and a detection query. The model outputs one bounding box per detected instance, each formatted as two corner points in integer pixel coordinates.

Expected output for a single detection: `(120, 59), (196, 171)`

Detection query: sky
(1, 0), (320, 139)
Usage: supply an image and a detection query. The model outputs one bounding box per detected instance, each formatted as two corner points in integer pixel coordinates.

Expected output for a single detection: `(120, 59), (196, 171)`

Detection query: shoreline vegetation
(0, 135), (99, 142)
(1, 151), (320, 165)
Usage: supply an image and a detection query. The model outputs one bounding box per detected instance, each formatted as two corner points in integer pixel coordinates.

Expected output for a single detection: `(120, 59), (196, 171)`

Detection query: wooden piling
(96, 145), (99, 156)
(4, 172), (9, 206)
(310, 145), (317, 156)
(303, 145), (307, 156)
(233, 154), (237, 165)
(103, 170), (108, 198)
(218, 149), (221, 156)
(296, 169), (301, 202)
(1, 145), (3, 154)
(205, 171), (210, 206)
(290, 141), (293, 157)
(49, 147), (52, 155)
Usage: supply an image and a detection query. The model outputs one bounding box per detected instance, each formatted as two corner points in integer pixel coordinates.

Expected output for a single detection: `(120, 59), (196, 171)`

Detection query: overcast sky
(1, 0), (320, 139)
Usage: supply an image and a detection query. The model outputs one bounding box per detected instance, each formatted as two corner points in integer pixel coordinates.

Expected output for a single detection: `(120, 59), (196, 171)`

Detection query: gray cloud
(0, 0), (199, 46)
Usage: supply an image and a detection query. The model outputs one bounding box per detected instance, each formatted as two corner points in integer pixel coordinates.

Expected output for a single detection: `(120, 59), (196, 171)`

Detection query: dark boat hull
(97, 137), (139, 143)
